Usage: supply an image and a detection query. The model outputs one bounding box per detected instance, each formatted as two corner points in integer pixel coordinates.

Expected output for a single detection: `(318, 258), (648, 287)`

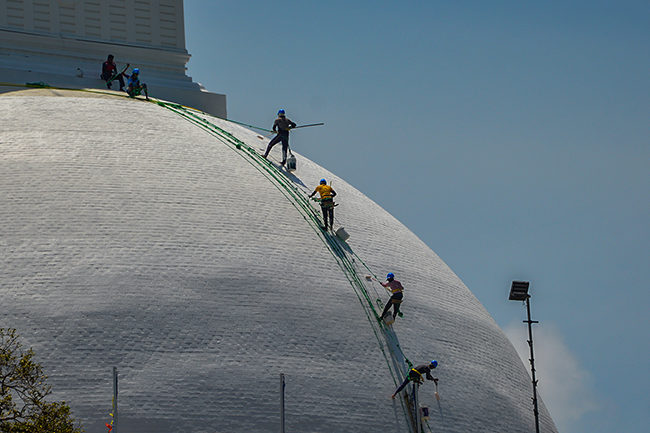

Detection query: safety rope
(154, 101), (436, 431)
(0, 80), (421, 430)
(0, 81), (272, 135)
(0, 81), (429, 431)
(0, 80), (129, 97)
(154, 102), (424, 431)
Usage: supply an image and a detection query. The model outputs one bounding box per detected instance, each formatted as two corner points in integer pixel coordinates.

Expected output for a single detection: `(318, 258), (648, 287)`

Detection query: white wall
(0, 0), (186, 50)
(0, 1), (226, 117)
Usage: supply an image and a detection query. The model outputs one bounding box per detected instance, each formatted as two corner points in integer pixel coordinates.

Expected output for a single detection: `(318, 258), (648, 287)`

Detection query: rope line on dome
(1, 85), (427, 431)
(156, 101), (423, 432)
(221, 118), (273, 133)
(0, 80), (269, 133)
(0, 81), (134, 98)
(162, 101), (414, 359)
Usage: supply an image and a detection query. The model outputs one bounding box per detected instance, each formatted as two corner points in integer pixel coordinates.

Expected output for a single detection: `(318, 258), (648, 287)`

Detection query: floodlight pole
(510, 281), (540, 433)
(524, 295), (540, 433)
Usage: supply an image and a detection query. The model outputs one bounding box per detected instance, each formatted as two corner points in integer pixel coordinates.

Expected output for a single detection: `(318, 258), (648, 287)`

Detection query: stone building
(0, 1), (558, 432)
(0, 0), (225, 116)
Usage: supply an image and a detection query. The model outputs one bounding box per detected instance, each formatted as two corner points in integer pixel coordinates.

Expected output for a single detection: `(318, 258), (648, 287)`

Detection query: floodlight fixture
(509, 280), (530, 301)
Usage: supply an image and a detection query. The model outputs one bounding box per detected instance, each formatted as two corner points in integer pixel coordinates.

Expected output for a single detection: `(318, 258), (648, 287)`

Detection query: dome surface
(0, 89), (557, 433)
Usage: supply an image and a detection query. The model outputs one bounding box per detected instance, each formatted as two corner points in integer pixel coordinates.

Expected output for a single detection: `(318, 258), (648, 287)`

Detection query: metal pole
(113, 367), (118, 433)
(525, 297), (540, 433)
(280, 373), (285, 433)
(413, 382), (421, 433)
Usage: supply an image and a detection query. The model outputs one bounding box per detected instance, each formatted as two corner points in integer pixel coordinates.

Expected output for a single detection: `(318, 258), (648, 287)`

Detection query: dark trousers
(102, 72), (125, 89)
(264, 134), (289, 164)
(321, 203), (334, 230)
(382, 291), (403, 318)
(394, 370), (421, 395)
(128, 83), (148, 98)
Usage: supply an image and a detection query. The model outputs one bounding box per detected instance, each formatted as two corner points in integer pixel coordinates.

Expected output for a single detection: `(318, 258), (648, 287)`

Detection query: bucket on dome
(286, 153), (296, 172)
(421, 406), (430, 421)
(382, 312), (395, 326)
(335, 226), (349, 241)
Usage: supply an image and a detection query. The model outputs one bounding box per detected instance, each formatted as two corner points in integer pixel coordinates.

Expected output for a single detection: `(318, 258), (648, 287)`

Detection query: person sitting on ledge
(126, 68), (148, 100)
(101, 54), (128, 91)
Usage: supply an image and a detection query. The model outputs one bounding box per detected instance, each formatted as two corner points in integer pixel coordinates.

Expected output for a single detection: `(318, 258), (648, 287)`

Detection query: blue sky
(183, 1), (650, 431)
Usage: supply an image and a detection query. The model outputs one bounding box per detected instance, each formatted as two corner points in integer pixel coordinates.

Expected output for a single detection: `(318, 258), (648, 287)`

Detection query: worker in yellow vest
(308, 179), (337, 231)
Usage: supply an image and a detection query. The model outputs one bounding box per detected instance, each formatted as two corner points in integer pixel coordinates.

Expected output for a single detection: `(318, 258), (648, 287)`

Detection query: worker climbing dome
(0, 89), (557, 433)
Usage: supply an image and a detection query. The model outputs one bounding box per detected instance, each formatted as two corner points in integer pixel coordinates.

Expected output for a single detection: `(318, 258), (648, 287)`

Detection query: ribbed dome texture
(0, 90), (557, 433)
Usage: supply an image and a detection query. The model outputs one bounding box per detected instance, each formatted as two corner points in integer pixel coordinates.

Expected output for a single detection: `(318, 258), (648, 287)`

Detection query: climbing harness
(410, 368), (424, 383)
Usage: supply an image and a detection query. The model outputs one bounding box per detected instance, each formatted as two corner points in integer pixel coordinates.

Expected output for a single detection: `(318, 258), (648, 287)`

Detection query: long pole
(293, 123), (324, 129)
(280, 373), (285, 433)
(413, 382), (421, 433)
(525, 296), (540, 433)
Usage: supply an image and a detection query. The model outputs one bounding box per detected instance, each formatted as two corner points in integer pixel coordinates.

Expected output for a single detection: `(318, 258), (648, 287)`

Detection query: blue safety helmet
(387, 272), (395, 280)
(133, 68), (139, 74)
(278, 109), (285, 116)
(320, 179), (326, 184)
(430, 360), (438, 369)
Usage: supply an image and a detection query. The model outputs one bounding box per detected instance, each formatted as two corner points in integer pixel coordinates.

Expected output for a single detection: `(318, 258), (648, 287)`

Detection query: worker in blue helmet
(380, 272), (404, 320)
(262, 109), (297, 165)
(308, 178), (337, 231)
(392, 360), (439, 399)
(126, 68), (148, 100)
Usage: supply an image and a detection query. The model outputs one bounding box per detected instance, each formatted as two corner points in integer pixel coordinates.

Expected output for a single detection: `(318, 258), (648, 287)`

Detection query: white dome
(0, 89), (557, 433)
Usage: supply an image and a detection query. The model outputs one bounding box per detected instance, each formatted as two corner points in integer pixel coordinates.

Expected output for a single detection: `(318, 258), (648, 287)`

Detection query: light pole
(509, 280), (540, 433)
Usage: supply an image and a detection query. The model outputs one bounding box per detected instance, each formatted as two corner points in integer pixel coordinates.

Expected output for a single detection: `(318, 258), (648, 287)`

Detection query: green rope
(25, 81), (50, 88)
(156, 101), (417, 431)
(0, 80), (143, 99)
(222, 118), (272, 133)
(0, 82), (424, 431)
